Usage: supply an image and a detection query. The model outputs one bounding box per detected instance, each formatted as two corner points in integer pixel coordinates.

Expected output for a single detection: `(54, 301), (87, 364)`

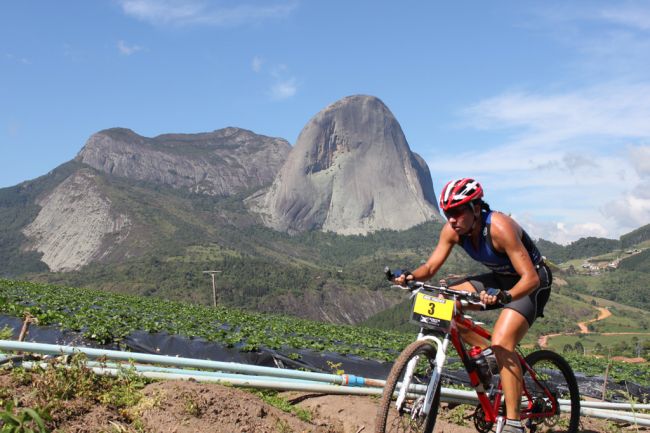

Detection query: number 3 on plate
(428, 302), (435, 315)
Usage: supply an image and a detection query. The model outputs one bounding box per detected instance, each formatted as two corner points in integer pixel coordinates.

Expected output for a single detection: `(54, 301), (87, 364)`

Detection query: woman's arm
(410, 223), (459, 281)
(490, 213), (540, 300)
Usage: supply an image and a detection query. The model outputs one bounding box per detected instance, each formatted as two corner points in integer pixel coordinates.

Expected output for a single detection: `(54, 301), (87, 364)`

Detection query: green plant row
(0, 279), (411, 362)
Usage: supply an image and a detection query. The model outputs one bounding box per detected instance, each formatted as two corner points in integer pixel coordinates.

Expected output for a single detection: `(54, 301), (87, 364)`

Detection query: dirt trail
(538, 306), (611, 348)
(538, 305), (650, 354)
(577, 307), (611, 333)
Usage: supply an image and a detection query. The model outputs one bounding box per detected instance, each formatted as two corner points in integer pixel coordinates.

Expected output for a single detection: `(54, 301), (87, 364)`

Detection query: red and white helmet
(439, 178), (484, 212)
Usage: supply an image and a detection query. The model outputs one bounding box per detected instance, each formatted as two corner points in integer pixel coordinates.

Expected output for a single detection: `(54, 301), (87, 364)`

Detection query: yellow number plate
(412, 293), (454, 321)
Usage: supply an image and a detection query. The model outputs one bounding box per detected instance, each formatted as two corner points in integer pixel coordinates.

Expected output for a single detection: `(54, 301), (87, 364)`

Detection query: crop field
(1, 279), (649, 387)
(0, 279), (411, 361)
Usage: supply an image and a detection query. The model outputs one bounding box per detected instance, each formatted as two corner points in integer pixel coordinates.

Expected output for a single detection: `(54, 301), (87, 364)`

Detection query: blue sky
(2, 1), (650, 243)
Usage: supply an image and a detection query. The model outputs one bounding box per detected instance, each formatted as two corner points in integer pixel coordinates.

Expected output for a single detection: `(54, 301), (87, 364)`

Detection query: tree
(574, 341), (585, 355)
(594, 342), (604, 355)
(563, 344), (574, 354)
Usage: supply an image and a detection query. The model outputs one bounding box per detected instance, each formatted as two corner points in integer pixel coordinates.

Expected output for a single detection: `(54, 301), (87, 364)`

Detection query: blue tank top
(460, 211), (543, 275)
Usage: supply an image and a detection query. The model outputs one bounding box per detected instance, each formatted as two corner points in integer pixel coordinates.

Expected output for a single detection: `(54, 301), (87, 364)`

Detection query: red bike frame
(445, 309), (559, 424)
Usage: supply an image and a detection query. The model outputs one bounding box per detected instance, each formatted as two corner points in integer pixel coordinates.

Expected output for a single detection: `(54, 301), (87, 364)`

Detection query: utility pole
(203, 270), (222, 307)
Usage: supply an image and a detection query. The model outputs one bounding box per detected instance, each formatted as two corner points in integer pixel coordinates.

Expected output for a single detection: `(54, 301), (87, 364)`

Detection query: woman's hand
(393, 270), (413, 286)
(480, 288), (512, 305)
(480, 289), (499, 305)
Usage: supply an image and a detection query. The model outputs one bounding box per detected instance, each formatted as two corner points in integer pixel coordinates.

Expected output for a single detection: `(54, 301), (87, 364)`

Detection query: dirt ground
(283, 391), (649, 433)
(0, 370), (648, 432)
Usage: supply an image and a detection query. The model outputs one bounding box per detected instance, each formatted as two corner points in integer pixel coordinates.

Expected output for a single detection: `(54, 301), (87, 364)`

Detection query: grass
(545, 334), (649, 354)
(0, 353), (150, 432)
(249, 389), (312, 422)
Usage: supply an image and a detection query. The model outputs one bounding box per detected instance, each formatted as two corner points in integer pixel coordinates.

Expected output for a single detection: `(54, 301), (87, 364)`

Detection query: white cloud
(600, 6), (650, 31)
(252, 56), (263, 73)
(118, 0), (298, 27)
(257, 62), (299, 100)
(603, 190), (650, 232)
(462, 83), (650, 145)
(117, 40), (143, 56)
(269, 78), (297, 100)
(513, 213), (610, 245)
(430, 82), (650, 242)
(629, 145), (650, 176)
(601, 147), (650, 232)
(5, 53), (30, 64)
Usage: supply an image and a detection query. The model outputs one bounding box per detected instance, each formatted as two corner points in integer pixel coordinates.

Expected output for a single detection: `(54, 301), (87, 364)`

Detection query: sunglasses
(444, 207), (466, 219)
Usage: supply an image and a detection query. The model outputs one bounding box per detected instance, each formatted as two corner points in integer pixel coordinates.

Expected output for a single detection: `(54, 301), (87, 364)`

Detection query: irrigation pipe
(82, 360), (329, 385)
(17, 361), (414, 398)
(587, 408), (650, 420)
(0, 340), (382, 388)
(574, 400), (650, 410)
(578, 406), (650, 427)
(4, 340), (650, 424)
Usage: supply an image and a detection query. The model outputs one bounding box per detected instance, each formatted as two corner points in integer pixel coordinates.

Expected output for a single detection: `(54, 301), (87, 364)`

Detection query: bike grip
(497, 290), (513, 304)
(387, 268), (410, 280)
(486, 288), (512, 304)
(384, 267), (393, 281)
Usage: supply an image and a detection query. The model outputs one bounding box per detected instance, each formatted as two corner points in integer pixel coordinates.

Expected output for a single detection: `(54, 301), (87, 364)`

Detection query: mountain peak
(75, 127), (290, 196)
(248, 95), (441, 235)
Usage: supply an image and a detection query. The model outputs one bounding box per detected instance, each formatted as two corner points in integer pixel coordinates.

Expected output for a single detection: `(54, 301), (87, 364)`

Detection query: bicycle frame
(397, 290), (560, 427)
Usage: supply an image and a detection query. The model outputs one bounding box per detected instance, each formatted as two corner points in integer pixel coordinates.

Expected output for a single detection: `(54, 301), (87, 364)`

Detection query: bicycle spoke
(376, 340), (440, 433)
(521, 351), (580, 433)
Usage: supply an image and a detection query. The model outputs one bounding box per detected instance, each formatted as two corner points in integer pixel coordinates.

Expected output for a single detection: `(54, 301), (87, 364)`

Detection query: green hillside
(621, 223), (650, 248)
(536, 237), (622, 264)
(565, 268), (650, 312)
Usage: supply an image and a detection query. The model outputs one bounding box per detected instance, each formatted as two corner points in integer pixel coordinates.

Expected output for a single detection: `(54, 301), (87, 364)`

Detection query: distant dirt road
(577, 307), (611, 333)
(538, 306), (611, 348)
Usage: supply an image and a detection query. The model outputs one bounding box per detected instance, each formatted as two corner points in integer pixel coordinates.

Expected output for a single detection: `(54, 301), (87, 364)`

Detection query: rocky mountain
(21, 169), (131, 272)
(10, 127), (291, 273)
(0, 96), (448, 325)
(76, 127), (291, 196)
(247, 95), (442, 235)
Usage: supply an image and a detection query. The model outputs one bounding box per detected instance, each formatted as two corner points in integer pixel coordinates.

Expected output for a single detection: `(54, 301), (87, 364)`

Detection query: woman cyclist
(395, 178), (552, 433)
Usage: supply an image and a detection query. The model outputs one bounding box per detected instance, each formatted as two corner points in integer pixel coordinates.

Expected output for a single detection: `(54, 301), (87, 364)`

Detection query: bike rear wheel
(521, 350), (580, 433)
(375, 340), (441, 433)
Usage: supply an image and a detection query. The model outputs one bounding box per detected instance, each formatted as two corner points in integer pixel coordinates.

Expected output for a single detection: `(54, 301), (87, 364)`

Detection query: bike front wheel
(521, 350), (580, 433)
(375, 340), (441, 433)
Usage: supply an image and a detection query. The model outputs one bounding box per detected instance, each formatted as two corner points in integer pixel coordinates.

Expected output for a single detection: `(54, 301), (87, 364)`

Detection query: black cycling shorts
(450, 264), (552, 327)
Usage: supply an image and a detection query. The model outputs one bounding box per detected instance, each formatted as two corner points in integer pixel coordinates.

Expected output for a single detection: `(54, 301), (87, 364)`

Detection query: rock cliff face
(22, 169), (131, 271)
(76, 127), (291, 196)
(248, 95), (441, 234)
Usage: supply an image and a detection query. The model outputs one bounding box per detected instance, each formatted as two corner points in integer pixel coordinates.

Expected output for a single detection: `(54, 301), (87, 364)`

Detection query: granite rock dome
(248, 95), (441, 234)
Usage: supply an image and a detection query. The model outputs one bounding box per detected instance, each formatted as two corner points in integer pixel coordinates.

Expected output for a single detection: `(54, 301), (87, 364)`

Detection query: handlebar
(384, 266), (511, 306)
(399, 280), (483, 303)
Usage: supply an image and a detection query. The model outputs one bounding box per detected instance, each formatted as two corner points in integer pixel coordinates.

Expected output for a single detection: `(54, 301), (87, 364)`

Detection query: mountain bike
(375, 269), (580, 433)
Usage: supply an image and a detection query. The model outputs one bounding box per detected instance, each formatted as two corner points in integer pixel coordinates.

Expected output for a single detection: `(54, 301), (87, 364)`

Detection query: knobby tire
(375, 340), (441, 433)
(522, 350), (580, 433)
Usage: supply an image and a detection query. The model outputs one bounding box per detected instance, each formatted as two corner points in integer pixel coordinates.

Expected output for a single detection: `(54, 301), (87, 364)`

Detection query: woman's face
(444, 205), (475, 235)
